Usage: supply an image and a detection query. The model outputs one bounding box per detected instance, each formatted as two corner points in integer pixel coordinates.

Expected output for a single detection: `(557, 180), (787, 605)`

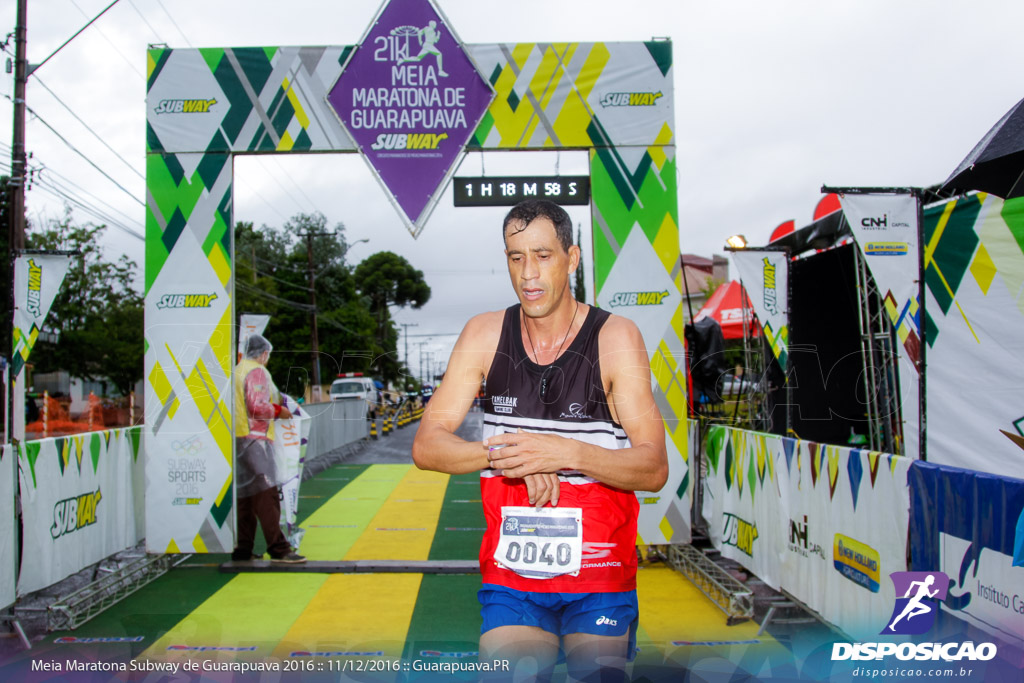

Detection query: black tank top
(485, 304), (619, 428)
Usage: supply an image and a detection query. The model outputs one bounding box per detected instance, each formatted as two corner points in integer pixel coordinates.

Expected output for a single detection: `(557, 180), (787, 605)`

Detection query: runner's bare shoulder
(457, 310), (505, 353)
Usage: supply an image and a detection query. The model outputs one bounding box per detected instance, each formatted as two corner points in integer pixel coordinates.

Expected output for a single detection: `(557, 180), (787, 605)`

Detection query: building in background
(680, 254), (729, 322)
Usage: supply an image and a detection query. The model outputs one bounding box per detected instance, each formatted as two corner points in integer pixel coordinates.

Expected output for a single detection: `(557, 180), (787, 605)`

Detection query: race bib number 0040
(494, 507), (583, 579)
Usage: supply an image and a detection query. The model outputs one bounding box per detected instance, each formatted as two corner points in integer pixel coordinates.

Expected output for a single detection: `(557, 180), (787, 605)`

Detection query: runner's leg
(480, 625), (559, 683)
(563, 632), (630, 683)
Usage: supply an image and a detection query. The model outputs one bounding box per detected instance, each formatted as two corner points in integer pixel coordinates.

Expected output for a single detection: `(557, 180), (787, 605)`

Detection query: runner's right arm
(412, 312), (499, 475)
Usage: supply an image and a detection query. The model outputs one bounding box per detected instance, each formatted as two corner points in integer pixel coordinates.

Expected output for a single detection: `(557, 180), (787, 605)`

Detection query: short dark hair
(502, 199), (573, 252)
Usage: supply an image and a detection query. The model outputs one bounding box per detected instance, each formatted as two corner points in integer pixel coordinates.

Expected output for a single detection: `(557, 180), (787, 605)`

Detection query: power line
(66, 0), (145, 79)
(33, 175), (144, 241)
(18, 98), (144, 207)
(33, 0), (123, 74)
(33, 76), (144, 180)
(127, 0), (166, 43)
(251, 266), (313, 292)
(36, 161), (141, 227)
(235, 281), (313, 310)
(153, 0), (193, 48)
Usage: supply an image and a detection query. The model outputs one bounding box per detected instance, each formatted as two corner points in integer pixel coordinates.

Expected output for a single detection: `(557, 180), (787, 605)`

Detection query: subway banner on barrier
(840, 193), (922, 460)
(17, 428), (144, 596)
(1, 445), (14, 610)
(703, 426), (911, 639)
(146, 0), (678, 549)
(731, 250), (788, 365)
(11, 254), (72, 441)
(909, 460), (1024, 651)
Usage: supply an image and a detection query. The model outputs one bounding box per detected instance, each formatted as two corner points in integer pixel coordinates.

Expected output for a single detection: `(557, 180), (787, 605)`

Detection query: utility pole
(5, 0), (27, 446)
(10, 0), (27, 254)
(300, 230), (335, 402)
(399, 322), (417, 382)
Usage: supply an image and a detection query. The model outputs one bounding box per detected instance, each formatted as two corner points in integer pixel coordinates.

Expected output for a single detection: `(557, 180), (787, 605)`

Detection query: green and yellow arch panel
(145, 32), (683, 551)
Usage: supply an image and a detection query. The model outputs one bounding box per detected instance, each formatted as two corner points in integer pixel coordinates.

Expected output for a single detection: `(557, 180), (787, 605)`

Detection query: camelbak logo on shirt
(491, 395), (518, 414)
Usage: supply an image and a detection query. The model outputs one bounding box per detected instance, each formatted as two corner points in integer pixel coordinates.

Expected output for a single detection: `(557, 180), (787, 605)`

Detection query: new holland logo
(154, 98), (218, 114)
(600, 91), (663, 107)
(865, 242), (909, 256)
(608, 290), (670, 307)
(156, 293), (218, 309)
(51, 488), (102, 540)
(369, 132), (449, 150)
(833, 533), (881, 592)
(26, 258), (43, 317)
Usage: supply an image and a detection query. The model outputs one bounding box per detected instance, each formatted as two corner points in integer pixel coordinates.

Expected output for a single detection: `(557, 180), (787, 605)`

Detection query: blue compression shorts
(478, 584), (638, 658)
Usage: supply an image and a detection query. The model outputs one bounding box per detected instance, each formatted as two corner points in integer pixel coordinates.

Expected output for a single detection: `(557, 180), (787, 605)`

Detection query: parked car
(329, 373), (380, 417)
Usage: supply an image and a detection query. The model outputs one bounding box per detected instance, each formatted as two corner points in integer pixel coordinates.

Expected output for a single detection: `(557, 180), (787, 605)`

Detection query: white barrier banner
(17, 428), (143, 596)
(732, 250), (789, 365)
(703, 426), (912, 639)
(840, 193), (922, 459)
(1, 444), (14, 609)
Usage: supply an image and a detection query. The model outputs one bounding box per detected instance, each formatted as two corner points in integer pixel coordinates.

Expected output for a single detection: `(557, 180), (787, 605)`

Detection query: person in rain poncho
(232, 333), (305, 564)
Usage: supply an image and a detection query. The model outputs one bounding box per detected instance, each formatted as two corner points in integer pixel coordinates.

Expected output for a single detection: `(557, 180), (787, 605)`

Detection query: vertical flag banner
(0, 444), (14, 610)
(921, 195), (1024, 479)
(11, 254), (72, 442)
(237, 314), (270, 360)
(732, 250), (789, 366)
(840, 193), (922, 459)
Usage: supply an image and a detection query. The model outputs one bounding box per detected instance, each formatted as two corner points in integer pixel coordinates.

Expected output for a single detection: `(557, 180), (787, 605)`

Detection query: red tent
(694, 280), (757, 340)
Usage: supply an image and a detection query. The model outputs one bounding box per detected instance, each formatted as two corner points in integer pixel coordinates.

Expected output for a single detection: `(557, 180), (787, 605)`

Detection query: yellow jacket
(233, 358), (281, 439)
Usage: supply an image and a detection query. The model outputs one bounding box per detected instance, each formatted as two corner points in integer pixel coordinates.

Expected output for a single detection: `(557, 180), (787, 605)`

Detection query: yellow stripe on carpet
(636, 566), (788, 670)
(343, 466), (449, 560)
(272, 573), (423, 659)
(300, 464), (411, 560)
(138, 574), (327, 661)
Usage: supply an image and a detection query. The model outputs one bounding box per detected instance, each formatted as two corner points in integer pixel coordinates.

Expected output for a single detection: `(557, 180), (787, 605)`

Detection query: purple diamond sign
(328, 0), (494, 235)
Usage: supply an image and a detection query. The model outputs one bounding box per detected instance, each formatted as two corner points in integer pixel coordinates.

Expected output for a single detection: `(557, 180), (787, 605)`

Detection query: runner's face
(504, 218), (579, 318)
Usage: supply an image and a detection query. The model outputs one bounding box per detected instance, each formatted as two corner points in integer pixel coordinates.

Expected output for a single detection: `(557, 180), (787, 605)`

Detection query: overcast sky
(3, 0), (1023, 380)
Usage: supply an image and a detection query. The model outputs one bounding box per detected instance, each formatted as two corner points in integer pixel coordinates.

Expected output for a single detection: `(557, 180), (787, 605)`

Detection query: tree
(352, 251), (430, 383)
(574, 226), (586, 303)
(27, 215), (144, 396)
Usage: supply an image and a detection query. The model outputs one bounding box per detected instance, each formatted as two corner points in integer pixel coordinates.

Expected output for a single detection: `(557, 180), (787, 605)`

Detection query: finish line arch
(144, 2), (686, 554)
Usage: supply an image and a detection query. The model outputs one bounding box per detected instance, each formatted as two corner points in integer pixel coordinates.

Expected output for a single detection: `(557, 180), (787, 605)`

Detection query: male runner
(412, 199), (668, 681)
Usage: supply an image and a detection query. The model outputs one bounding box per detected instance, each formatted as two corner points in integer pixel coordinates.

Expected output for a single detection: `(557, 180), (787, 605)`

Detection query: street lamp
(725, 234), (748, 250)
(345, 238), (370, 263)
